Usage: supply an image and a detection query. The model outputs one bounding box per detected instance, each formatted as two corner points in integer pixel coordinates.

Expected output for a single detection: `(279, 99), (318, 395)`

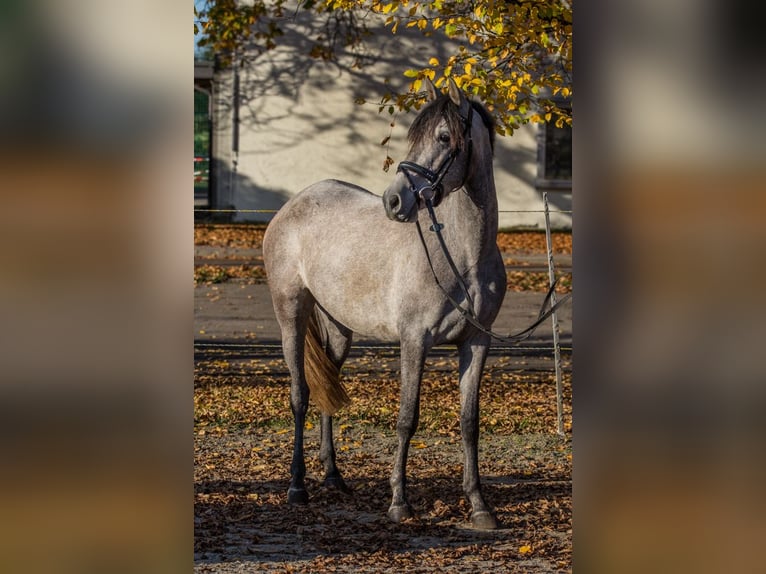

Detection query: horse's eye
(438, 132), (450, 144)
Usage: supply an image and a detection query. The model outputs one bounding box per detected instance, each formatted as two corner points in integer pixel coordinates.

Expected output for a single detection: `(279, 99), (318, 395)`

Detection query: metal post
(228, 52), (240, 212)
(543, 192), (565, 436)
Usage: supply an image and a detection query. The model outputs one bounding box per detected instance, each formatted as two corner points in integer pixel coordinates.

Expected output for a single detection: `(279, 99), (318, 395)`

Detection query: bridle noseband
(396, 104), (474, 208)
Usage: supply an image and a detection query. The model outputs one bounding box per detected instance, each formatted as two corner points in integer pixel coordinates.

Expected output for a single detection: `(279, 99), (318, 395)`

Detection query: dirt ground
(194, 226), (572, 572)
(194, 351), (572, 573)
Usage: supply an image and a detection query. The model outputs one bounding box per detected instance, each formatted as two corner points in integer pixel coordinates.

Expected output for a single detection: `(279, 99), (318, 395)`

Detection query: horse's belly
(320, 300), (400, 341)
(305, 264), (401, 341)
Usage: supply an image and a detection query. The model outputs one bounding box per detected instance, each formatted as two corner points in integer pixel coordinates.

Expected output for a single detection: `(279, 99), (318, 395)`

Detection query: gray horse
(263, 78), (506, 529)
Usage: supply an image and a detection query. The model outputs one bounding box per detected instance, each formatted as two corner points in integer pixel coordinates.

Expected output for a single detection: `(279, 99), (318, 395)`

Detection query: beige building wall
(211, 14), (571, 230)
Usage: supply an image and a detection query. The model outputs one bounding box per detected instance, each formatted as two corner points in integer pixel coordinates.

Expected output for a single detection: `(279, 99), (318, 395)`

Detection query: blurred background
(0, 1), (189, 572)
(576, 0), (766, 571)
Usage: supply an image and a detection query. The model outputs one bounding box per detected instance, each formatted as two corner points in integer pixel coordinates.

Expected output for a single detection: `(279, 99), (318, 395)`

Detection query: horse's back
(263, 179), (381, 282)
(276, 179), (376, 219)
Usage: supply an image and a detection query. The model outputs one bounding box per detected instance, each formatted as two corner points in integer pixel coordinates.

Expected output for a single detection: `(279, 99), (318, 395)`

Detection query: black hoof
(323, 475), (352, 494)
(387, 504), (413, 523)
(471, 511), (498, 530)
(287, 487), (309, 505)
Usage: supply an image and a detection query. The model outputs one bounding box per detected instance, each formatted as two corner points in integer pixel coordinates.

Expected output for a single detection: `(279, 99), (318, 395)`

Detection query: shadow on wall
(215, 12), (459, 131)
(210, 157), (290, 223)
(211, 12), (465, 198)
(495, 144), (537, 188)
(544, 190), (572, 217)
(210, 12), (571, 229)
(493, 129), (572, 229)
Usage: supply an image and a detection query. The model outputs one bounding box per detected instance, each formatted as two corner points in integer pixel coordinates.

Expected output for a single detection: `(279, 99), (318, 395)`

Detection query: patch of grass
(194, 265), (229, 284)
(194, 264), (267, 285)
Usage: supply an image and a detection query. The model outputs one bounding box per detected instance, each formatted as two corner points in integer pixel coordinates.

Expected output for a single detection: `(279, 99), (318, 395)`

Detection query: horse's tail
(304, 309), (351, 416)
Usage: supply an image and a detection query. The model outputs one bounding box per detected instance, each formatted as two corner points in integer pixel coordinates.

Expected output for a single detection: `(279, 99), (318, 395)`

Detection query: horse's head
(383, 78), (476, 223)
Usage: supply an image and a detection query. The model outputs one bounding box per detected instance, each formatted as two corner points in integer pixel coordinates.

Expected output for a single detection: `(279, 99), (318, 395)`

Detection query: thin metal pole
(228, 52), (240, 212)
(543, 192), (565, 436)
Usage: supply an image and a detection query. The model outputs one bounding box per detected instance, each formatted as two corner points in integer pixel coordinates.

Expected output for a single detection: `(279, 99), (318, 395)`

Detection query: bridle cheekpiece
(396, 104), (474, 209)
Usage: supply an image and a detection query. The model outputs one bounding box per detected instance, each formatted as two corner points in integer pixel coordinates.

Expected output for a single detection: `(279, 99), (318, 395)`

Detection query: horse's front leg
(388, 340), (426, 523)
(458, 333), (498, 529)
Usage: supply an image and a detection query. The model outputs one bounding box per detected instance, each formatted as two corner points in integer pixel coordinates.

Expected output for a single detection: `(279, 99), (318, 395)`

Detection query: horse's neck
(442, 158), (498, 264)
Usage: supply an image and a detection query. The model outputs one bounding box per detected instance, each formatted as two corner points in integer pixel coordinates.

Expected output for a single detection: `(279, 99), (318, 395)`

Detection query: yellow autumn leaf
(519, 545), (532, 554)
(429, 57), (440, 66)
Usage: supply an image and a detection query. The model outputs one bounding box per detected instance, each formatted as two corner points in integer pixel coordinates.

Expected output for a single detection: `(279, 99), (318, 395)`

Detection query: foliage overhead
(194, 0), (572, 134)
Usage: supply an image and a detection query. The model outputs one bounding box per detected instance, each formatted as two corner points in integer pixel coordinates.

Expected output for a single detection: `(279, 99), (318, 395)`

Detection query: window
(194, 88), (212, 206)
(536, 112), (572, 191)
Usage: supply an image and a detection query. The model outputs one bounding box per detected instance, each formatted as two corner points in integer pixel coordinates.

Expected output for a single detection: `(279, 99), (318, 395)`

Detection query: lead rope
(416, 197), (572, 343)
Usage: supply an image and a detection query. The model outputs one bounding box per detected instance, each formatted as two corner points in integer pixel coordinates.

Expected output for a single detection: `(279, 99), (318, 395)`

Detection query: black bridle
(404, 103), (572, 343)
(396, 105), (474, 209)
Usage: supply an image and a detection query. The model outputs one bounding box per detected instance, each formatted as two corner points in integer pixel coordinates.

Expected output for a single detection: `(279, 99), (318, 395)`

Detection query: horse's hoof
(323, 476), (352, 494)
(287, 487), (309, 505)
(387, 504), (413, 523)
(471, 511), (498, 530)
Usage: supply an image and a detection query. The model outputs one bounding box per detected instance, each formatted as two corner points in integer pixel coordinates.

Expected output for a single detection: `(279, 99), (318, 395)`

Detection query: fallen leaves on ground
(194, 224), (572, 293)
(195, 348), (572, 572)
(195, 224), (571, 255)
(194, 223), (573, 571)
(195, 224), (266, 248)
(495, 231), (571, 255)
(507, 271), (572, 294)
(194, 263), (267, 284)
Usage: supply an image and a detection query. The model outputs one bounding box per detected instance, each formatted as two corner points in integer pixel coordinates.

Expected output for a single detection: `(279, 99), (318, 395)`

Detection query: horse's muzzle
(383, 187), (415, 222)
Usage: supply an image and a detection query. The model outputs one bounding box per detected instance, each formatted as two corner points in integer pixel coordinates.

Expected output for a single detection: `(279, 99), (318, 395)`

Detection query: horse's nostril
(388, 195), (400, 211)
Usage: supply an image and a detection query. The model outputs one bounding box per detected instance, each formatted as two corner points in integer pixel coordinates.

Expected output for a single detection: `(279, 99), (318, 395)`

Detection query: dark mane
(407, 94), (496, 154)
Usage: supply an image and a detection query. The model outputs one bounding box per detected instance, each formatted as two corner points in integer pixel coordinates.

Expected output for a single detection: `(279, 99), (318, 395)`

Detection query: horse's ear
(447, 78), (469, 113)
(424, 76), (438, 102)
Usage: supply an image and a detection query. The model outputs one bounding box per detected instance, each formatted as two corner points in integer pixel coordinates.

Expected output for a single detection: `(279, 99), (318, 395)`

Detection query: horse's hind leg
(271, 287), (315, 505)
(315, 308), (353, 493)
(320, 413), (352, 493)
